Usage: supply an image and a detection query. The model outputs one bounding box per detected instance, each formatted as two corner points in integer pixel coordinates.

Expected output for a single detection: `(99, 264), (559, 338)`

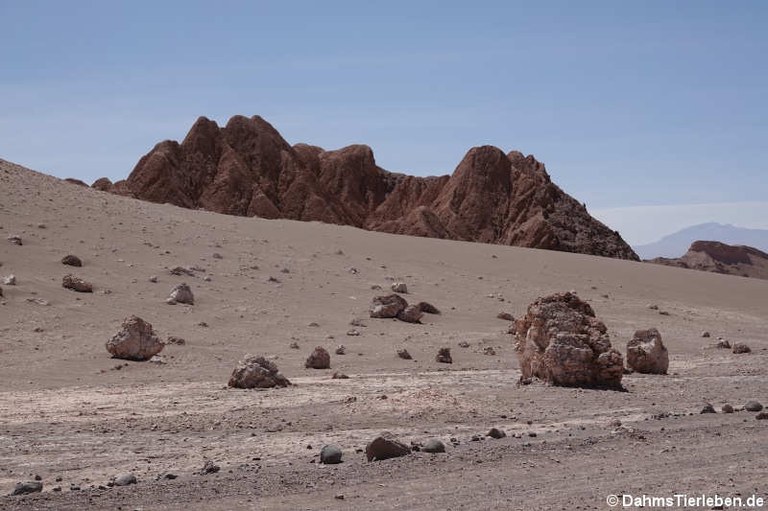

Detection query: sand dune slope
(1, 158), (766, 510)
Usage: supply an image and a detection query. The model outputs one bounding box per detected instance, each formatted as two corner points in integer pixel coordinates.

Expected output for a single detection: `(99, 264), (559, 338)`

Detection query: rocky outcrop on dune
(117, 115), (637, 260)
(649, 241), (768, 280)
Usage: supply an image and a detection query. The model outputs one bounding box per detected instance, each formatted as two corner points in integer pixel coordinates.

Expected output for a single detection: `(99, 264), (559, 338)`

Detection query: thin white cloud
(592, 202), (768, 246)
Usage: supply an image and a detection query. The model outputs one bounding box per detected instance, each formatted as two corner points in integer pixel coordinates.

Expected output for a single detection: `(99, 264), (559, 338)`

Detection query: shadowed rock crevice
(117, 115), (638, 260)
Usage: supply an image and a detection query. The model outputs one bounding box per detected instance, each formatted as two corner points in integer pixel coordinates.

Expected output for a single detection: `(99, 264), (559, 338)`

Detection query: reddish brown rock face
(120, 115), (638, 260)
(649, 241), (768, 279)
(514, 292), (625, 389)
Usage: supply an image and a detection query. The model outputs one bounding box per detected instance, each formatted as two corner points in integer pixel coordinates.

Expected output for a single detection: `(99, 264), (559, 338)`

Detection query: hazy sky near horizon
(1, 1), (766, 244)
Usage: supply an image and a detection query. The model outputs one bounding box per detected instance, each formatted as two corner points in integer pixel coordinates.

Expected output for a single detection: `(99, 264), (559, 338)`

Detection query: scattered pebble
(397, 348), (412, 360)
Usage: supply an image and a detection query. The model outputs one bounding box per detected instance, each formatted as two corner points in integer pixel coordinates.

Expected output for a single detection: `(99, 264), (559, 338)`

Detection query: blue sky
(2, 1), (766, 244)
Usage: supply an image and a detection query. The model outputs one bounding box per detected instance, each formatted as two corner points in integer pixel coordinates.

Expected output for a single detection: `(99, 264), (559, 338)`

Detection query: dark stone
(436, 347), (452, 364)
(11, 481), (43, 495)
(365, 432), (410, 461)
(487, 427), (507, 439)
(61, 254), (82, 267)
(320, 444), (343, 464)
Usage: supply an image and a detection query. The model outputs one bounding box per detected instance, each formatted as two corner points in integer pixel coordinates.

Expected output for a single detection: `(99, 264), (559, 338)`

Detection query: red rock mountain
(650, 240), (768, 279)
(103, 115), (638, 260)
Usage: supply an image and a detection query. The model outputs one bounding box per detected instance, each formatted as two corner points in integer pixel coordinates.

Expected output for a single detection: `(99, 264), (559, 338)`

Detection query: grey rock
(422, 439), (445, 453)
(417, 301), (440, 314)
(106, 316), (164, 361)
(7, 235), (22, 246)
(390, 282), (408, 293)
(305, 346), (331, 369)
(228, 355), (290, 389)
(62, 274), (93, 293)
(61, 254), (82, 267)
(626, 328), (669, 374)
(715, 339), (731, 349)
(397, 304), (423, 323)
(745, 401), (763, 412)
(113, 473), (137, 486)
(436, 347), (452, 364)
(370, 294), (408, 319)
(366, 431), (410, 461)
(721, 404), (734, 413)
(487, 427), (506, 439)
(2, 274), (16, 286)
(196, 460), (220, 475)
(397, 348), (412, 360)
(320, 444), (343, 464)
(11, 481), (42, 495)
(732, 342), (751, 354)
(167, 283), (194, 305)
(700, 403), (716, 414)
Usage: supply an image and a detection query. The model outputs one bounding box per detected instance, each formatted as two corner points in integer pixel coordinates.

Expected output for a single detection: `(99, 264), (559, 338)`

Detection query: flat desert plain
(1, 158), (766, 510)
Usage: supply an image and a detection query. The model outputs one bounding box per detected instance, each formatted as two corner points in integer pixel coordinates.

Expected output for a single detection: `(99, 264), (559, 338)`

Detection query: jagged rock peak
(117, 114), (639, 260)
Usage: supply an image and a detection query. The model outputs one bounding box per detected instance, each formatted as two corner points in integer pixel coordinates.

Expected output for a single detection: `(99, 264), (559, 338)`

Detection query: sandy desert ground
(0, 158), (766, 510)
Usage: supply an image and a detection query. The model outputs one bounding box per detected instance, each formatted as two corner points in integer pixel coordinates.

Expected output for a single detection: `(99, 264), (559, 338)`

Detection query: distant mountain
(94, 114), (639, 260)
(635, 223), (768, 259)
(648, 240), (768, 280)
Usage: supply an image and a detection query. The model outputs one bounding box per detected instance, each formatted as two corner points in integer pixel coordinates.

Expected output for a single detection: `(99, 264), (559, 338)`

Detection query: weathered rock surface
(106, 316), (165, 361)
(91, 177), (114, 191)
(228, 355), (291, 389)
(167, 283), (194, 305)
(514, 292), (624, 389)
(370, 294), (408, 319)
(62, 274), (93, 293)
(397, 304), (424, 324)
(365, 431), (411, 461)
(649, 240), (768, 280)
(305, 346), (331, 369)
(626, 328), (669, 374)
(114, 115), (638, 260)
